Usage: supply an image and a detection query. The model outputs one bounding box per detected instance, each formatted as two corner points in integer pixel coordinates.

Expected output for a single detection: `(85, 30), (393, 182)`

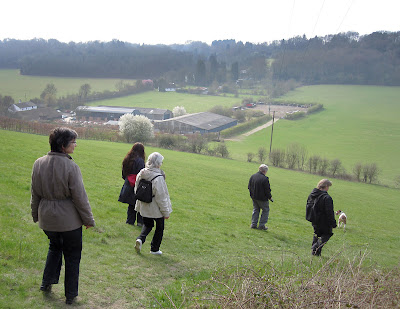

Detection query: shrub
(214, 142), (229, 158)
(318, 158), (330, 175)
(119, 114), (154, 143)
(330, 159), (342, 177)
(285, 111), (306, 120)
(176, 250), (400, 308)
(156, 133), (181, 149)
(208, 105), (233, 117)
(308, 155), (321, 174)
(172, 106), (186, 117)
(269, 148), (285, 167)
(187, 133), (207, 154)
(247, 152), (254, 162)
(286, 143), (301, 169)
(307, 103), (324, 114)
(353, 162), (363, 181)
(258, 147), (267, 163)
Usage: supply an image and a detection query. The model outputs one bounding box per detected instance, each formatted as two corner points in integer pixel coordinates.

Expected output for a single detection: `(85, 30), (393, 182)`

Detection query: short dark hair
(49, 127), (78, 153)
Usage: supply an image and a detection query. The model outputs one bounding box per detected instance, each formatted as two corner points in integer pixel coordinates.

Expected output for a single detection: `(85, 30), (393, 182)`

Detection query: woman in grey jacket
(31, 127), (95, 305)
(134, 152), (172, 255)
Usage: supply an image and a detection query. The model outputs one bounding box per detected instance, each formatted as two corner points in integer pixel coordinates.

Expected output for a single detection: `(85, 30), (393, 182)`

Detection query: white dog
(335, 210), (347, 231)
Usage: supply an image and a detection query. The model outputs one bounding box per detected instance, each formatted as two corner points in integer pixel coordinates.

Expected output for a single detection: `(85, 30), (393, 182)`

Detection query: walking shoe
(66, 297), (75, 305)
(150, 250), (162, 255)
(250, 225), (257, 229)
(40, 284), (52, 292)
(258, 226), (268, 231)
(135, 239), (142, 253)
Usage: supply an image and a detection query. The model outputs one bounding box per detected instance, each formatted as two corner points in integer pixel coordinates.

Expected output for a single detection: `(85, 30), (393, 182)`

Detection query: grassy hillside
(0, 69), (134, 101)
(226, 85), (400, 187)
(87, 90), (242, 114)
(1, 129), (399, 307)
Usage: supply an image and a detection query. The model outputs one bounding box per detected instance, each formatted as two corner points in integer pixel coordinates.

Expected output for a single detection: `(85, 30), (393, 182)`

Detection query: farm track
(225, 118), (279, 141)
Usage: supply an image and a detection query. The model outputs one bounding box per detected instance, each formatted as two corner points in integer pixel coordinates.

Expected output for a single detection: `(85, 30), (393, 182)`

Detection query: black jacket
(306, 188), (336, 229)
(248, 172), (272, 201)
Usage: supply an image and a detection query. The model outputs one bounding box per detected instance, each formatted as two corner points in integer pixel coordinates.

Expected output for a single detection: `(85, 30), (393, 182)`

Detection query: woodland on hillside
(1, 31), (399, 86)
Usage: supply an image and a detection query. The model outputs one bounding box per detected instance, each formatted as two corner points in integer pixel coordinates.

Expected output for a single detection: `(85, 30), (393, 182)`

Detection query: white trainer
(135, 239), (142, 253)
(150, 250), (162, 255)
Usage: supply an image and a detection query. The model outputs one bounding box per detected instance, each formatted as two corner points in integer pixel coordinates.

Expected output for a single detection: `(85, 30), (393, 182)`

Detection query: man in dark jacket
(306, 179), (337, 256)
(248, 164), (273, 230)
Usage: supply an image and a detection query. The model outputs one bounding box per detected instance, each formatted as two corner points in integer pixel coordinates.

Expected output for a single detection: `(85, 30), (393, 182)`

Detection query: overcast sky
(1, 0), (399, 45)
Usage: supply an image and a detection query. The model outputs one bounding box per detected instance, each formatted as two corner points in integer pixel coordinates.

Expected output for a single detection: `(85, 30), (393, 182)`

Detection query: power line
(336, 0), (355, 33)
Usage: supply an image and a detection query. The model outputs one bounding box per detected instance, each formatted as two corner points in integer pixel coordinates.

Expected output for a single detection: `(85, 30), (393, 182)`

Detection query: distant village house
(8, 101), (37, 113)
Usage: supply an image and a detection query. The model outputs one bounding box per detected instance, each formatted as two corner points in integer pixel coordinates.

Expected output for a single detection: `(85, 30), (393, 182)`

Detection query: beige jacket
(134, 167), (172, 218)
(31, 152), (95, 232)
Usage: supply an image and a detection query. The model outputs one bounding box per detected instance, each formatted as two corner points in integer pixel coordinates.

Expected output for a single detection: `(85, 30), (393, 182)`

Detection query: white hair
(146, 152), (164, 168)
(259, 164), (269, 173)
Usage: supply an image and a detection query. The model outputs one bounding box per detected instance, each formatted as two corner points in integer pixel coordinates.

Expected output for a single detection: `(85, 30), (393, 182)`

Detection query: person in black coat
(248, 164), (273, 230)
(121, 143), (145, 226)
(306, 179), (337, 256)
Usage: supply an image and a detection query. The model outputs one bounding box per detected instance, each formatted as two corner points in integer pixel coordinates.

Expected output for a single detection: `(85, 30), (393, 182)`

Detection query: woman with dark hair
(31, 127), (95, 305)
(120, 142), (145, 226)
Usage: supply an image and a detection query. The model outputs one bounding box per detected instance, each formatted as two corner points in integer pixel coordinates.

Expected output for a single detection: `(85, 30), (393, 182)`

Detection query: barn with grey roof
(154, 112), (237, 134)
(75, 106), (172, 122)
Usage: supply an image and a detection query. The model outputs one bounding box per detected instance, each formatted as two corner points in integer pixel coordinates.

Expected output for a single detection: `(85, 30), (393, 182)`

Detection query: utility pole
(269, 111), (275, 154)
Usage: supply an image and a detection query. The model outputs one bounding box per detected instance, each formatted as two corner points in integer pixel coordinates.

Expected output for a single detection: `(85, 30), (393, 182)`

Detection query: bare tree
(78, 83), (91, 101)
(286, 143), (300, 169)
(297, 145), (308, 170)
(188, 133), (207, 154)
(40, 83), (57, 99)
(330, 159), (342, 177)
(362, 164), (370, 183)
(215, 142), (229, 158)
(308, 155), (321, 174)
(353, 162), (363, 181)
(258, 147), (267, 163)
(269, 149), (284, 167)
(367, 163), (379, 184)
(318, 158), (330, 175)
(395, 175), (400, 188)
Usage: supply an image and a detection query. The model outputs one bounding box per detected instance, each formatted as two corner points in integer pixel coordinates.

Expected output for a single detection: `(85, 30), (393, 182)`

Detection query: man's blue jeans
(251, 199), (270, 228)
(42, 227), (82, 299)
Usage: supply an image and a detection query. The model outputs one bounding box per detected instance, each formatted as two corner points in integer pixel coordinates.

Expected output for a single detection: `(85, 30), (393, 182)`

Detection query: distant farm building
(75, 106), (173, 122)
(8, 101), (37, 113)
(154, 112), (237, 134)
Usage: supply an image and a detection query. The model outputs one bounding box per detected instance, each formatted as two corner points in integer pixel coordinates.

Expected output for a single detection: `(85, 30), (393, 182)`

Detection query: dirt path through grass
(226, 118), (279, 141)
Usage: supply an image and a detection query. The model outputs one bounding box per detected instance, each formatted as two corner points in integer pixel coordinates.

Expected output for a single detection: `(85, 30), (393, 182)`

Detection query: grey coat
(31, 152), (95, 232)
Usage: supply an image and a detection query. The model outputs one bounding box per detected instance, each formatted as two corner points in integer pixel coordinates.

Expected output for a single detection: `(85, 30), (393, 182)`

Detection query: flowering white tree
(119, 114), (154, 143)
(172, 106), (187, 117)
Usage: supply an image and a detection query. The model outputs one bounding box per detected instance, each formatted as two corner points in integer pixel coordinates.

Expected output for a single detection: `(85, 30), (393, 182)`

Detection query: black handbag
(118, 178), (136, 205)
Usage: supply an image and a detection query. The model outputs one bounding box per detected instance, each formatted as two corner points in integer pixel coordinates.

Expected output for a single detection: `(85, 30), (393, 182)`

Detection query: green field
(0, 69), (135, 101)
(1, 69), (398, 186)
(0, 130), (399, 307)
(226, 85), (400, 187)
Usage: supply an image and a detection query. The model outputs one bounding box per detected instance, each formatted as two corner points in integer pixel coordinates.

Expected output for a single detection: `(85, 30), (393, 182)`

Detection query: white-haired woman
(134, 152), (172, 255)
